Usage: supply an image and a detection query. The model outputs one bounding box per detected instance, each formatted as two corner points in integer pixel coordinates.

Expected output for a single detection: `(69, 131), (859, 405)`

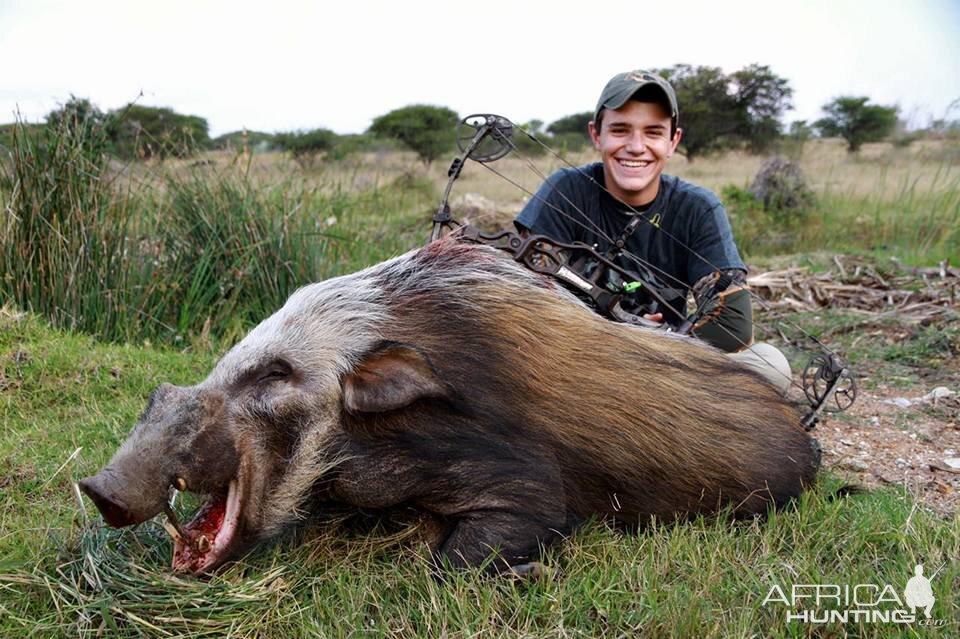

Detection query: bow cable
(511, 124), (844, 356)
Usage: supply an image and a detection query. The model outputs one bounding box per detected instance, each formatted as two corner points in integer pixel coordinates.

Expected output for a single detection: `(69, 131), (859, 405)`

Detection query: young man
(514, 70), (791, 394)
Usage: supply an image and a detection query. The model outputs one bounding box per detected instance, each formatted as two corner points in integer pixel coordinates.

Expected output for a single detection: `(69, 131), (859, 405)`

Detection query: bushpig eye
(256, 360), (292, 385)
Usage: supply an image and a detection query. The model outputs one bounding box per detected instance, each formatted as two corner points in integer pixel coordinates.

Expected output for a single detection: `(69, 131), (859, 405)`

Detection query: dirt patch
(813, 388), (959, 517)
(751, 255), (960, 517)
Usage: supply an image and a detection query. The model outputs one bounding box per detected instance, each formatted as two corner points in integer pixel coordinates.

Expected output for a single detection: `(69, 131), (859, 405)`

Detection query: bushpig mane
(207, 258), (391, 533)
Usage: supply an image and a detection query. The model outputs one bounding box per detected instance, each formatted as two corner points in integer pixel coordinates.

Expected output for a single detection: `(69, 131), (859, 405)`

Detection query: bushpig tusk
(164, 503), (189, 542)
(163, 521), (183, 542)
(197, 535), (210, 553)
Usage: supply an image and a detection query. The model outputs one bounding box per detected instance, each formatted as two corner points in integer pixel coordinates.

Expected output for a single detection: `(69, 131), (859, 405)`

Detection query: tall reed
(0, 113), (136, 338)
(1, 120), (436, 345)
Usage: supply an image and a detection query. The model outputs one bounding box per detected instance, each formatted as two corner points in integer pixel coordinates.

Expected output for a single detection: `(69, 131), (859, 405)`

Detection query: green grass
(1, 121), (959, 637)
(726, 177), (960, 266)
(0, 312), (957, 638)
(0, 119), (436, 347)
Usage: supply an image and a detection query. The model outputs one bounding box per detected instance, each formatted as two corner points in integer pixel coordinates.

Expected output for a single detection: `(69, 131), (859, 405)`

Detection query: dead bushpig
(80, 240), (818, 575)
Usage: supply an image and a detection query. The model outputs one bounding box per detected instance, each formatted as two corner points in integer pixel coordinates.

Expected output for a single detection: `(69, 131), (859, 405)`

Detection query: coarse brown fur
(321, 242), (816, 571)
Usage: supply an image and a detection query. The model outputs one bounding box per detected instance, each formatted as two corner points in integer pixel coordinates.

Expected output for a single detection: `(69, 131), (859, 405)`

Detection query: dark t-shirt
(514, 163), (745, 320)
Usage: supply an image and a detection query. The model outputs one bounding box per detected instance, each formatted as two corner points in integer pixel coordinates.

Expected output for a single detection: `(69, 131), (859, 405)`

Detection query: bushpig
(79, 239), (818, 575)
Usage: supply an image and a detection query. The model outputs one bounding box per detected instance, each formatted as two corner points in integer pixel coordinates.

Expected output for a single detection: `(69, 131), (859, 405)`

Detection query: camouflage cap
(594, 70), (679, 130)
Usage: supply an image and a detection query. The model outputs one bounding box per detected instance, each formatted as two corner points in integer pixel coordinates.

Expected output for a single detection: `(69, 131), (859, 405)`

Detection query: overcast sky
(2, 0), (958, 137)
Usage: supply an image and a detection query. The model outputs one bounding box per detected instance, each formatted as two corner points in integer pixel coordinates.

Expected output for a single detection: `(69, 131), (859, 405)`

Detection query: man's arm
(689, 269), (753, 352)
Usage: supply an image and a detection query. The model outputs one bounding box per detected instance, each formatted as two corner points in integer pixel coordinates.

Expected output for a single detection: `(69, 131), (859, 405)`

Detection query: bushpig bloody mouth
(171, 477), (242, 573)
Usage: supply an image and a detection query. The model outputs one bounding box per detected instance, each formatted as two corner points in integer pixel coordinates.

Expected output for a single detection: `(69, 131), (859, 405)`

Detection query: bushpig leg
(434, 509), (565, 576)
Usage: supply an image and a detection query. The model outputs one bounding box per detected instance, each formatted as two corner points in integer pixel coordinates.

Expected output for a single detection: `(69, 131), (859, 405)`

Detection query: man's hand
(642, 312), (663, 324)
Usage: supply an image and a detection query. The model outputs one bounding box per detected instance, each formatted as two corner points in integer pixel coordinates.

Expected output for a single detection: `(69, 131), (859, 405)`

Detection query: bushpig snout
(79, 467), (166, 527)
(81, 383), (240, 529)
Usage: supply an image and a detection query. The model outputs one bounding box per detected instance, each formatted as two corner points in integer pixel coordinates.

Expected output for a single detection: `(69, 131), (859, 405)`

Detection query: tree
(524, 119), (545, 135)
(654, 64), (793, 161)
(730, 64), (793, 153)
(273, 128), (337, 168)
(546, 112), (592, 138)
(543, 111), (592, 152)
(510, 119), (548, 156)
(107, 104), (211, 160)
(211, 129), (275, 153)
(368, 105), (459, 165)
(814, 97), (898, 153)
(788, 120), (813, 141)
(46, 96), (106, 135)
(43, 96), (111, 155)
(655, 65), (736, 161)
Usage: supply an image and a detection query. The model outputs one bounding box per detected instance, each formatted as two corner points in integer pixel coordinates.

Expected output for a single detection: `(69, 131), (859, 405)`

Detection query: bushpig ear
(343, 343), (448, 414)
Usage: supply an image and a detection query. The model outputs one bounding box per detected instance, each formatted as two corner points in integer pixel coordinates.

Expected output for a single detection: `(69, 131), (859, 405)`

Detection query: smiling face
(588, 99), (682, 206)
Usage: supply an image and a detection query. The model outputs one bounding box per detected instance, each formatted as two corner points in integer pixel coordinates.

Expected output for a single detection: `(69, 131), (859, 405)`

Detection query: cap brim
(602, 85), (648, 112)
(596, 81), (676, 124)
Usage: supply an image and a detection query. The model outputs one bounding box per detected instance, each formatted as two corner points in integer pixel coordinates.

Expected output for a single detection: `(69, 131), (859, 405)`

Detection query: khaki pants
(728, 342), (792, 396)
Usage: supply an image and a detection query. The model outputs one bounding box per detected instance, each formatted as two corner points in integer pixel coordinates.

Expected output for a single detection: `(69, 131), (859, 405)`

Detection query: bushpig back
(343, 241), (815, 525)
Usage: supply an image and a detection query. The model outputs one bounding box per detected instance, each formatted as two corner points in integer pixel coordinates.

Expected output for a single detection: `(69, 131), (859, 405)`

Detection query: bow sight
(428, 113), (856, 429)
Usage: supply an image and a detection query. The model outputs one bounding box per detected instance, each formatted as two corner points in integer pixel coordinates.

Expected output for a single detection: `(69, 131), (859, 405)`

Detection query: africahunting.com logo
(762, 564), (947, 626)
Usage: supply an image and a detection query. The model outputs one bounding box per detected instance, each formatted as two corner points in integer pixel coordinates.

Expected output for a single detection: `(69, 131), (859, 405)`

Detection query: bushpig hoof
(508, 561), (548, 581)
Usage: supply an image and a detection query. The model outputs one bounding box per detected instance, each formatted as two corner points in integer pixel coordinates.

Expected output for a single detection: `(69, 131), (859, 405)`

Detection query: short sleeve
(685, 202), (746, 285)
(514, 169), (582, 242)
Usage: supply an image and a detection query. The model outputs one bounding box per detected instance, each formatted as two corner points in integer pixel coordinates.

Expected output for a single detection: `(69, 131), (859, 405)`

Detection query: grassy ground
(1, 128), (959, 636)
(1, 303), (958, 637)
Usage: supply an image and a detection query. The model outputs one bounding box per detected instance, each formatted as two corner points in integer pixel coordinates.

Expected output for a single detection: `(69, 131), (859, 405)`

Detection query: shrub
(814, 97), (898, 153)
(211, 130), (275, 153)
(325, 133), (398, 162)
(750, 157), (815, 220)
(0, 114), (133, 337)
(508, 121), (549, 157)
(546, 112), (592, 141)
(107, 104), (211, 160)
(273, 128), (337, 168)
(369, 105), (459, 166)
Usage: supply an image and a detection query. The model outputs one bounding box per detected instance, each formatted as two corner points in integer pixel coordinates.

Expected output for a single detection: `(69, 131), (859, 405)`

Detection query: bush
(45, 97), (109, 143)
(546, 112), (592, 141)
(0, 114), (132, 337)
(369, 105), (459, 166)
(508, 121), (549, 157)
(325, 133), (399, 162)
(750, 157), (815, 220)
(211, 130), (276, 153)
(814, 97), (898, 153)
(107, 104), (211, 160)
(273, 128), (337, 168)
(0, 116), (437, 345)
(550, 131), (590, 153)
